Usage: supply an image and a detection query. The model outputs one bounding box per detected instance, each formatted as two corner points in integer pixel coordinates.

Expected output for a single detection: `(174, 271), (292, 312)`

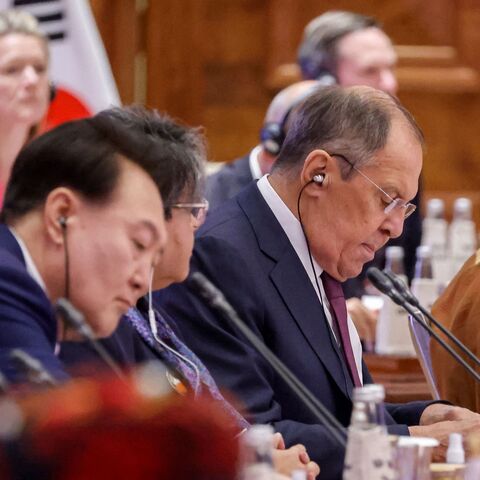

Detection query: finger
(307, 460), (320, 479)
(273, 432), (285, 450)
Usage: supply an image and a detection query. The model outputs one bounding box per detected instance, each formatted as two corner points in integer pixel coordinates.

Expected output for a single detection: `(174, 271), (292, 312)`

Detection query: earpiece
(312, 174), (325, 185)
(58, 216), (67, 229)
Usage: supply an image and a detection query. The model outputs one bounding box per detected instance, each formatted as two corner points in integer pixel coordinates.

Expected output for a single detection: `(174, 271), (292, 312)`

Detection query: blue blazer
(157, 182), (433, 479)
(206, 154), (253, 211)
(0, 224), (68, 382)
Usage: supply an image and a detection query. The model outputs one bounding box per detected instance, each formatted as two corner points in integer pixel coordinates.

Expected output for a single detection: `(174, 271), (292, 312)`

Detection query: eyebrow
(135, 220), (160, 243)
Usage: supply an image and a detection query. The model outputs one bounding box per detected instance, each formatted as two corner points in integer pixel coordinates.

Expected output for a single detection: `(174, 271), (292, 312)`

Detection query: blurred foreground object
(0, 363), (239, 479)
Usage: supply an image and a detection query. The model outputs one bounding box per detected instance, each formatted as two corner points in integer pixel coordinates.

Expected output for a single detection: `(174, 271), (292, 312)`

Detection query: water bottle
(343, 384), (395, 480)
(376, 247), (415, 356)
(240, 425), (275, 479)
(411, 246), (439, 311)
(422, 199), (450, 288)
(449, 198), (477, 277)
(465, 434), (480, 480)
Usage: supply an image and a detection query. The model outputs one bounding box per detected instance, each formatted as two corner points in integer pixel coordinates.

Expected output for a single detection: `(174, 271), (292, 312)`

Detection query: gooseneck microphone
(10, 349), (58, 388)
(366, 267), (480, 383)
(188, 271), (347, 448)
(55, 298), (127, 383)
(382, 270), (480, 368)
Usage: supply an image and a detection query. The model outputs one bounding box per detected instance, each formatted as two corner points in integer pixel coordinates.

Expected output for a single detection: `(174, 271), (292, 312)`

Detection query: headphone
(58, 216), (67, 229)
(312, 174), (325, 185)
(260, 84), (323, 156)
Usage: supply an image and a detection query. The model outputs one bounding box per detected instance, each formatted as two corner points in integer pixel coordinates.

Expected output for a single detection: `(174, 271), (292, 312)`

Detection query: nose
(379, 69), (398, 95)
(381, 211), (405, 239)
(22, 65), (40, 86)
(130, 258), (154, 296)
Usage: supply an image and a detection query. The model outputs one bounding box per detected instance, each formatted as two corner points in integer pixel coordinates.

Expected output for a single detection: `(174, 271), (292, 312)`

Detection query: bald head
(260, 80), (322, 156)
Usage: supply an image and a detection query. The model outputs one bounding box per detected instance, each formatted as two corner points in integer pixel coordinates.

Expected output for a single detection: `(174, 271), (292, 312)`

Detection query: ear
(43, 187), (80, 245)
(300, 149), (332, 197)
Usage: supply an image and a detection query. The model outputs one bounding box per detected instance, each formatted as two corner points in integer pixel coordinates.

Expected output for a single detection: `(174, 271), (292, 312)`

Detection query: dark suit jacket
(157, 183), (433, 479)
(206, 154), (253, 211)
(0, 224), (68, 382)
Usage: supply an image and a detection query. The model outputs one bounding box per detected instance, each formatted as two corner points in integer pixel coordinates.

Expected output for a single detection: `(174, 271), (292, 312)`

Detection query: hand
(346, 297), (377, 346)
(272, 443), (320, 479)
(410, 412), (480, 461)
(420, 404), (480, 426)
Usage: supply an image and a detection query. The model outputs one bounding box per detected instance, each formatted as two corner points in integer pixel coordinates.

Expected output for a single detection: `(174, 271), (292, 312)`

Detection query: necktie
(321, 272), (362, 387)
(125, 307), (249, 431)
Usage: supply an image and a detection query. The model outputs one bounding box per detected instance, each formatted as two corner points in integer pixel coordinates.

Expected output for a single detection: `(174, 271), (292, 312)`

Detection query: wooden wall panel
(91, 0), (480, 223)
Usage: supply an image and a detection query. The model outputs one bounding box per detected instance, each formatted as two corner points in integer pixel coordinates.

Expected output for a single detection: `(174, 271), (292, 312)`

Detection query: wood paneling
(91, 0), (480, 225)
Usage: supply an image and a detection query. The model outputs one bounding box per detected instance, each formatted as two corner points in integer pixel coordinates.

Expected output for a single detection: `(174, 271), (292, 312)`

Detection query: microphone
(382, 270), (480, 368)
(188, 271), (347, 448)
(366, 268), (480, 383)
(55, 298), (127, 383)
(10, 349), (57, 388)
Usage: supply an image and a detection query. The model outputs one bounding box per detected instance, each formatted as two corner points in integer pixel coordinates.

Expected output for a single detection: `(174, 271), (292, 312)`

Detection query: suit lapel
(0, 224), (25, 265)
(237, 186), (353, 400)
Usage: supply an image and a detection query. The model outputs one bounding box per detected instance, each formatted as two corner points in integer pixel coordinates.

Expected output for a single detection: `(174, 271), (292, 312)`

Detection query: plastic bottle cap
(426, 198), (445, 218)
(243, 424), (274, 448)
(416, 245), (432, 259)
(385, 246), (404, 260)
(353, 384), (385, 402)
(291, 470), (308, 480)
(446, 432), (465, 464)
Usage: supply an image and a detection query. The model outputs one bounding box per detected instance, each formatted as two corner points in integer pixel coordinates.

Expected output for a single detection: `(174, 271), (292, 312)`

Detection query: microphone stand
(383, 270), (480, 368)
(367, 268), (480, 384)
(55, 298), (128, 383)
(189, 271), (347, 448)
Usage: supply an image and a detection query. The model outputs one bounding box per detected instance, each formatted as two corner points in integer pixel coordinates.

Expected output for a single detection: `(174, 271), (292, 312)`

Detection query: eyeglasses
(331, 153), (416, 219)
(170, 200), (209, 224)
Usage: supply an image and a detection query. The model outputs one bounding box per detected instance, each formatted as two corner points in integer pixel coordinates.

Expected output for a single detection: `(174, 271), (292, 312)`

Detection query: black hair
(1, 106), (206, 223)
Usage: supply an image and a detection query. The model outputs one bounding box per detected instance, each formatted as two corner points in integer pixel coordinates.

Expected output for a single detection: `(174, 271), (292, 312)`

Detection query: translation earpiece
(312, 174), (325, 185)
(58, 216), (67, 229)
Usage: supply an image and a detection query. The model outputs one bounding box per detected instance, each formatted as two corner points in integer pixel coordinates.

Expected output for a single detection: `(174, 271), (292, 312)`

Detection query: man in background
(206, 80), (321, 211)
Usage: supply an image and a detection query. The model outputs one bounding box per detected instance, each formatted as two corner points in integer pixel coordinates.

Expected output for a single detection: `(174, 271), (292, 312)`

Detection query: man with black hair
(0, 106), (172, 382)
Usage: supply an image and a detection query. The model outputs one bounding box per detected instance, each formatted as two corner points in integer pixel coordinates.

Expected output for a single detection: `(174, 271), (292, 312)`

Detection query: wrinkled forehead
(336, 27), (397, 67)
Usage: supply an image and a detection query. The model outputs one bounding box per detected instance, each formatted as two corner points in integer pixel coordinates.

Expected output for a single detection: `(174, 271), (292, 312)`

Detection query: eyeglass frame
(169, 200), (209, 223)
(329, 152), (416, 219)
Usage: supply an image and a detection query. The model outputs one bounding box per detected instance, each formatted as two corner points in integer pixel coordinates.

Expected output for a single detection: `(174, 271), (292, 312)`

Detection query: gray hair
(298, 11), (379, 80)
(272, 85), (424, 179)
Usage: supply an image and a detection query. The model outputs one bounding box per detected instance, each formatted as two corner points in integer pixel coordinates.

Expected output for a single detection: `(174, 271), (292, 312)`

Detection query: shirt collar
(256, 175), (324, 283)
(8, 227), (48, 294)
(249, 145), (263, 180)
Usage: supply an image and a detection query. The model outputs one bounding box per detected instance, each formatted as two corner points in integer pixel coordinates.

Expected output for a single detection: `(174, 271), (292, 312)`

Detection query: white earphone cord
(147, 267), (201, 397)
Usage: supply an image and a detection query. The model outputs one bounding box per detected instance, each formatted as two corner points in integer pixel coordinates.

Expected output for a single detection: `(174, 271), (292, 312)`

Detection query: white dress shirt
(256, 175), (363, 383)
(248, 145), (263, 180)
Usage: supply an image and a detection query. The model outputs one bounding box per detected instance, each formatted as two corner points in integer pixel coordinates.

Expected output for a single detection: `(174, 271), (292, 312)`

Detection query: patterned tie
(124, 307), (249, 431)
(321, 272), (362, 387)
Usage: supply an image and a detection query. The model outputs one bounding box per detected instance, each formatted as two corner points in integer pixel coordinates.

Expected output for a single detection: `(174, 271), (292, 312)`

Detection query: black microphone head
(382, 270), (419, 307)
(366, 267), (405, 306)
(188, 272), (221, 305)
(55, 298), (94, 340)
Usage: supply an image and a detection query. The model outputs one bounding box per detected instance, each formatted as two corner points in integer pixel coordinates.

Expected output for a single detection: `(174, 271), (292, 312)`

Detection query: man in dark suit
(0, 107), (168, 382)
(206, 80), (321, 211)
(158, 86), (480, 479)
(298, 10), (422, 342)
